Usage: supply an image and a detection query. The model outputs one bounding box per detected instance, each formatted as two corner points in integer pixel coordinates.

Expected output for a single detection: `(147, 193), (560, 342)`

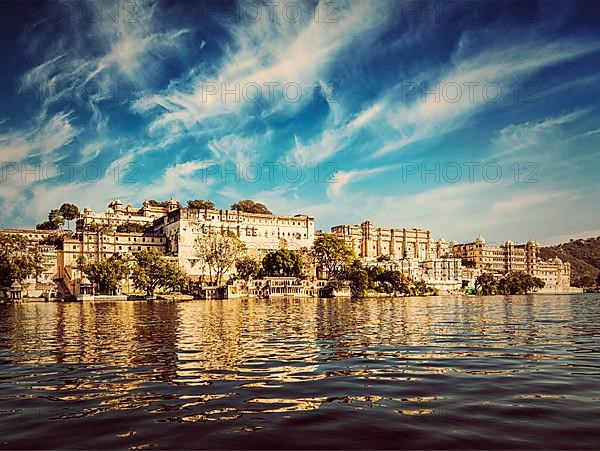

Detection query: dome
(504, 240), (514, 246)
(527, 239), (538, 246)
(168, 198), (178, 205)
(475, 235), (486, 245)
(10, 281), (22, 289)
(80, 276), (91, 285)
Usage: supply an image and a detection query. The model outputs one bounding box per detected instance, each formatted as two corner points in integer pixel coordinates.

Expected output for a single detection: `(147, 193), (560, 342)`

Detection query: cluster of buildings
(1, 199), (575, 299)
(330, 221), (572, 292)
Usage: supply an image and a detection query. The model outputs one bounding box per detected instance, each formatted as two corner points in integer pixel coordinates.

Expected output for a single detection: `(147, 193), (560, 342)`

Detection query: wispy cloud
(135, 0), (393, 131)
(0, 112), (77, 165)
(372, 38), (600, 157)
(286, 102), (384, 166)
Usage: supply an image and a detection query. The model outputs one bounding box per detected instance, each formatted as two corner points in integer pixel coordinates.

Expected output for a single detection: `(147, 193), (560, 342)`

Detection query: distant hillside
(540, 237), (600, 287)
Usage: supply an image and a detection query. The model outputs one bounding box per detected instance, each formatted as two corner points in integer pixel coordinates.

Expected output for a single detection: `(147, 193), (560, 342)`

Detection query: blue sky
(1, 0), (600, 244)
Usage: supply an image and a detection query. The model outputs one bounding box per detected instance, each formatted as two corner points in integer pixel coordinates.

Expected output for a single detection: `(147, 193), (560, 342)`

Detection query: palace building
(1, 201), (575, 298)
(153, 207), (315, 277)
(330, 220), (451, 260)
(451, 236), (571, 290)
(76, 198), (177, 231)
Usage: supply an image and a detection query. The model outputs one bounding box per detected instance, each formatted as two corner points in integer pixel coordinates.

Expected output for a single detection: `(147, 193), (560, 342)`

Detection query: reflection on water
(1, 294), (599, 449)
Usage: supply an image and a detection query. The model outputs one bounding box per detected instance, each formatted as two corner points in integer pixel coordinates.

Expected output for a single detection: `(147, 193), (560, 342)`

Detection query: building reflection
(0, 294), (577, 386)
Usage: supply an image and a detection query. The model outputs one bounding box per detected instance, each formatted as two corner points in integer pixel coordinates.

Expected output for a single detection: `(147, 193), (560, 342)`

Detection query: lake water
(1, 294), (599, 449)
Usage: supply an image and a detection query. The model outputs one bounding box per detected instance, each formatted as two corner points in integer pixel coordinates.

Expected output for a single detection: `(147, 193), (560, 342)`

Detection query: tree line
(76, 251), (188, 297)
(475, 271), (545, 295)
(36, 203), (79, 230)
(0, 233), (43, 298)
(188, 199), (272, 215)
(194, 231), (439, 297)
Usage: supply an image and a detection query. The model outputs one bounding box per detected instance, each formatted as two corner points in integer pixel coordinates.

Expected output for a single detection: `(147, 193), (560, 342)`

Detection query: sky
(1, 0), (599, 245)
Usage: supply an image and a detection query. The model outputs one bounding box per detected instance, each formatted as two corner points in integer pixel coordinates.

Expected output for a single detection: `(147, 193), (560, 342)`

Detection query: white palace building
(0, 199), (576, 298)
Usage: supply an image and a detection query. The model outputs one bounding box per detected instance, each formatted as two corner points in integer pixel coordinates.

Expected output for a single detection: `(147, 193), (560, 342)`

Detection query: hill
(540, 237), (600, 287)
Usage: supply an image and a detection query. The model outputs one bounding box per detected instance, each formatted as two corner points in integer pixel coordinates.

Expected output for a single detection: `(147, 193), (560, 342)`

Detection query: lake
(1, 294), (599, 449)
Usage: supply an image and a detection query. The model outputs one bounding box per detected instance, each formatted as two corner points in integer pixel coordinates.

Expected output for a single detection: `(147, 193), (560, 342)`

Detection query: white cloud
(490, 190), (575, 214)
(0, 112), (77, 165)
(135, 0), (394, 131)
(20, 0), (189, 126)
(372, 38), (600, 157)
(207, 135), (258, 167)
(142, 160), (215, 201)
(326, 166), (390, 200)
(285, 101), (385, 166)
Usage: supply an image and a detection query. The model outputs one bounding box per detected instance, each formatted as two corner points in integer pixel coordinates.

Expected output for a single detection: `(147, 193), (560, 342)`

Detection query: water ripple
(1, 294), (599, 449)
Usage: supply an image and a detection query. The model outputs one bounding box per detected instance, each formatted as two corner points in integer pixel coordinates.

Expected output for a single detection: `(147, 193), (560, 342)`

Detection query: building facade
(451, 236), (535, 273)
(152, 207), (315, 278)
(76, 198), (177, 231)
(452, 236), (571, 289)
(533, 257), (571, 291)
(2, 202), (575, 298)
(331, 220), (450, 260)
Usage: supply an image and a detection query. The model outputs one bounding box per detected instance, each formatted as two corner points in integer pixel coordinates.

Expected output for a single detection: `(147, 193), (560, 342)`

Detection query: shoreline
(2, 290), (591, 304)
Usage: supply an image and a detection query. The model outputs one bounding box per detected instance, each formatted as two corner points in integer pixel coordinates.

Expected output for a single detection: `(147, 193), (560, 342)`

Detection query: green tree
(36, 220), (59, 230)
(235, 257), (261, 281)
(498, 271), (545, 294)
(576, 275), (595, 288)
(130, 249), (188, 297)
(59, 203), (79, 230)
(77, 256), (129, 295)
(36, 209), (65, 230)
(187, 199), (216, 210)
(195, 231), (246, 285)
(163, 260), (190, 293)
(261, 249), (303, 277)
(366, 266), (416, 295)
(0, 233), (43, 297)
(230, 200), (272, 215)
(531, 275), (546, 292)
(342, 260), (369, 297)
(116, 223), (145, 233)
(313, 234), (355, 279)
(48, 209), (65, 228)
(476, 272), (498, 295)
(40, 232), (67, 248)
(413, 278), (438, 296)
(147, 199), (169, 207)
